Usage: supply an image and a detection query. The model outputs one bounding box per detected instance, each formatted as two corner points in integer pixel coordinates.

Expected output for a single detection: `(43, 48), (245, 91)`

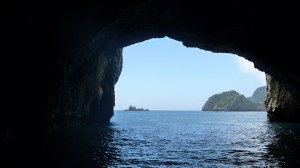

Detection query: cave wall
(2, 4), (124, 165)
(266, 75), (300, 122)
(2, 0), (300, 154)
(48, 48), (122, 128)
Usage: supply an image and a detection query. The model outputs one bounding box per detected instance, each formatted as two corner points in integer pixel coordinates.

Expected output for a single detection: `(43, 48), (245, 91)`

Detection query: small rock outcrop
(124, 105), (149, 111)
(202, 90), (265, 111)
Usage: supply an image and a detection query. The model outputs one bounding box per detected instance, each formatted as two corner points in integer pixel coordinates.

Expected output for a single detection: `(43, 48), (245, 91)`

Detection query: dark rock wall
(266, 75), (300, 122)
(2, 0), (300, 154)
(2, 3), (124, 154)
(49, 48), (122, 128)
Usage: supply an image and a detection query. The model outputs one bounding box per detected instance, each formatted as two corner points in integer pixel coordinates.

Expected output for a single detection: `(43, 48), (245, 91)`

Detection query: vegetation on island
(202, 86), (266, 111)
(247, 86), (267, 104)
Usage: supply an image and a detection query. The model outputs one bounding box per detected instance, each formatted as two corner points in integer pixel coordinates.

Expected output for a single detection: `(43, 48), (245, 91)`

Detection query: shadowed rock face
(2, 0), (300, 158)
(266, 75), (300, 122)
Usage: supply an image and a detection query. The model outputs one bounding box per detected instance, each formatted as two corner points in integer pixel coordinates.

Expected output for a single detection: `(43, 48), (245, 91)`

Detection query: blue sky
(115, 37), (266, 110)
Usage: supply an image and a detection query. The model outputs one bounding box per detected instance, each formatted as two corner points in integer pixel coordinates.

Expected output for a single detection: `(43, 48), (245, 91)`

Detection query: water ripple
(92, 111), (300, 167)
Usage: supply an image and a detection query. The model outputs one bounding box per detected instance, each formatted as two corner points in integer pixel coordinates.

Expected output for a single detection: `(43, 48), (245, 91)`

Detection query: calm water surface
(91, 111), (300, 167)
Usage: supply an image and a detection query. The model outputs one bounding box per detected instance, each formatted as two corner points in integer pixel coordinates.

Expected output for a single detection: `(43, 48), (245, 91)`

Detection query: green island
(202, 86), (266, 111)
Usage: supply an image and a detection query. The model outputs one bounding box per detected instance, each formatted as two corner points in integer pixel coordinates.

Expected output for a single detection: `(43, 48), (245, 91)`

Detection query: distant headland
(124, 105), (150, 111)
(202, 86), (266, 111)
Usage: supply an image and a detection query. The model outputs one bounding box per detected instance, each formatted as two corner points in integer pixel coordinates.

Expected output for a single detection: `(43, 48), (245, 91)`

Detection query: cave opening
(105, 37), (300, 167)
(115, 37), (266, 112)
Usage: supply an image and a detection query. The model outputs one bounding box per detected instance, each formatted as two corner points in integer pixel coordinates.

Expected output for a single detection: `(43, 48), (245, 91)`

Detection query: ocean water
(91, 111), (300, 167)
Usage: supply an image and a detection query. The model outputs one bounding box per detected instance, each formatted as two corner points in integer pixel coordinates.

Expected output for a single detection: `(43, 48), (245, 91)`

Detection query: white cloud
(235, 56), (266, 85)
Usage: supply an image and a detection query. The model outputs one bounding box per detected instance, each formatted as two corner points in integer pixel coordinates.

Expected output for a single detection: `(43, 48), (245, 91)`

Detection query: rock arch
(2, 0), (300, 152)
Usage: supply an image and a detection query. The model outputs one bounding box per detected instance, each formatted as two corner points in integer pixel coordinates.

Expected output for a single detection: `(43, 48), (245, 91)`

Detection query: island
(202, 86), (266, 111)
(247, 86), (267, 104)
(124, 105), (150, 111)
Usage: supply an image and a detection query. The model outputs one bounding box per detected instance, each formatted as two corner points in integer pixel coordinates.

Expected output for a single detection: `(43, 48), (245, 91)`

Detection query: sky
(114, 37), (266, 111)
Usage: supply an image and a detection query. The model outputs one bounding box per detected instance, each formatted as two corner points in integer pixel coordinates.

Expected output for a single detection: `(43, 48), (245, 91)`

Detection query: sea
(46, 111), (300, 167)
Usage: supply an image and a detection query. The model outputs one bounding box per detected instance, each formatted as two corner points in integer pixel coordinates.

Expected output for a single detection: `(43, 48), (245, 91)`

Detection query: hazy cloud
(235, 56), (266, 85)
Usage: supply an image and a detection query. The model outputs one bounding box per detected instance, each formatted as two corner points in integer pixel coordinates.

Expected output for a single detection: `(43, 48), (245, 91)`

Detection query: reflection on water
(91, 124), (121, 166)
(265, 123), (300, 167)
(91, 111), (300, 167)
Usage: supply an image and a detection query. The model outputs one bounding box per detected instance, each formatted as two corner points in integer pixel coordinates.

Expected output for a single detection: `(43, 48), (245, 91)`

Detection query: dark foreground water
(91, 111), (300, 167)
(45, 111), (300, 168)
